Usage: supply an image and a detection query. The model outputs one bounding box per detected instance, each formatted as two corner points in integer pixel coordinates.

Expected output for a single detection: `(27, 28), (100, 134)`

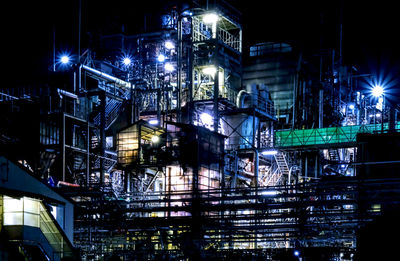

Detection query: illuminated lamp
(203, 13), (219, 24)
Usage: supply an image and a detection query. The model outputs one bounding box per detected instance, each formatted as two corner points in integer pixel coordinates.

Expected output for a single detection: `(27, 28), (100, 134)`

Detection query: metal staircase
(328, 149), (340, 161)
(92, 88), (131, 129)
(263, 152), (290, 186)
(93, 97), (124, 129)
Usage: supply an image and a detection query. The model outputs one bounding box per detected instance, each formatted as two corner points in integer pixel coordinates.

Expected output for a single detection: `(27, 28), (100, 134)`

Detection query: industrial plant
(1, 0), (400, 260)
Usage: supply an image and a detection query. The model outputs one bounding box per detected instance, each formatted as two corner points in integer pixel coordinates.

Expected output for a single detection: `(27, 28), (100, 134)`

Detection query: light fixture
(123, 57), (132, 66)
(202, 66), (217, 76)
(203, 13), (219, 24)
(372, 85), (384, 97)
(149, 119), (159, 125)
(260, 190), (277, 196)
(151, 135), (160, 143)
(157, 54), (166, 62)
(164, 62), (174, 72)
(164, 41), (175, 50)
(261, 150), (278, 156)
(60, 55), (70, 64)
(200, 112), (213, 125)
(294, 250), (300, 257)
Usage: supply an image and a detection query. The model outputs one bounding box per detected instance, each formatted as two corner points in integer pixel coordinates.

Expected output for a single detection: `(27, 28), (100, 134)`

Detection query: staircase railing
(38, 203), (74, 260)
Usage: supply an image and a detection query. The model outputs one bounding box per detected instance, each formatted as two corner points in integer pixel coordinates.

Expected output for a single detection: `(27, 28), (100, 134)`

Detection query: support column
(213, 66), (219, 132)
(99, 92), (106, 185)
(177, 18), (183, 123)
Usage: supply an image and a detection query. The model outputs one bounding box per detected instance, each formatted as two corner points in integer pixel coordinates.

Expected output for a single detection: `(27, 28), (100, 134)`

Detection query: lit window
(24, 213), (39, 227)
(3, 196), (23, 212)
(23, 197), (40, 214)
(3, 196), (40, 227)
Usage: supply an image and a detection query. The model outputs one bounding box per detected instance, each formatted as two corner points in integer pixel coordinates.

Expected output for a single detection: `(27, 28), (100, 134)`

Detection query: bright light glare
(261, 190), (277, 196)
(149, 119), (159, 125)
(157, 54), (166, 62)
(123, 57), (132, 65)
(151, 136), (160, 143)
(202, 66), (217, 76)
(203, 13), (219, 24)
(372, 85), (384, 97)
(60, 55), (70, 64)
(348, 104), (355, 110)
(200, 112), (213, 125)
(164, 62), (174, 72)
(261, 150), (278, 156)
(165, 41), (175, 49)
(294, 250), (300, 257)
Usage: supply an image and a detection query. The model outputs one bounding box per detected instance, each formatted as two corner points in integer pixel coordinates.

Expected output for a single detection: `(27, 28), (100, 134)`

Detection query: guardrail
(274, 122), (400, 148)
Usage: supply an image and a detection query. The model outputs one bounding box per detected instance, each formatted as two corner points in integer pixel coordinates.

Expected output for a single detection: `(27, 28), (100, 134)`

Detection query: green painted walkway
(274, 122), (400, 148)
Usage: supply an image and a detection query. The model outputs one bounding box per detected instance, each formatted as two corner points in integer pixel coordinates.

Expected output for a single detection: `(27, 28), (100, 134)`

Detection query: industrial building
(1, 0), (400, 260)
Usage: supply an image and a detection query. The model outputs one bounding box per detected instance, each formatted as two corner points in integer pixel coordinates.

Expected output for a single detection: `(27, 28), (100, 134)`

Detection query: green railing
(275, 122), (400, 148)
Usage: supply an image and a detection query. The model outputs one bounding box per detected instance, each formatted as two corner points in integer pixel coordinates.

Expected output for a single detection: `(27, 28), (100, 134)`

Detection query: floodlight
(149, 119), (159, 125)
(151, 135), (160, 143)
(164, 41), (175, 50)
(261, 190), (277, 196)
(203, 13), (219, 24)
(60, 55), (70, 64)
(202, 66), (217, 76)
(261, 150), (278, 156)
(164, 62), (174, 72)
(372, 85), (384, 97)
(200, 112), (213, 125)
(157, 54), (166, 62)
(123, 57), (132, 66)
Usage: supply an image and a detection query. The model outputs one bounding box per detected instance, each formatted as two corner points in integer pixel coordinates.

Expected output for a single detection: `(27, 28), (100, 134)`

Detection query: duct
(57, 89), (78, 99)
(236, 90), (251, 108)
(222, 113), (259, 150)
(81, 65), (132, 89)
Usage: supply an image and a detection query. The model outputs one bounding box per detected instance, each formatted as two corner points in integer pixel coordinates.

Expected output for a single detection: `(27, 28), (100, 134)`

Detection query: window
(3, 196), (23, 225)
(3, 196), (40, 227)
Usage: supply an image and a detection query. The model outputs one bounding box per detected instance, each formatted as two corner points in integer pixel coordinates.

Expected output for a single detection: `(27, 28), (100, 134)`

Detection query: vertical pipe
(177, 18), (183, 123)
(62, 113), (66, 181)
(213, 67), (219, 132)
(157, 89), (161, 123)
(78, 0), (81, 63)
(319, 89), (324, 128)
(254, 150), (259, 189)
(188, 44), (194, 124)
(305, 155), (308, 179)
(99, 92), (106, 185)
(86, 122), (90, 186)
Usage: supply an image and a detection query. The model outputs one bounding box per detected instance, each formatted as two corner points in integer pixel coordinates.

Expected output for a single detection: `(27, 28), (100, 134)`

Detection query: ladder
(268, 152), (290, 186)
(328, 149), (340, 161)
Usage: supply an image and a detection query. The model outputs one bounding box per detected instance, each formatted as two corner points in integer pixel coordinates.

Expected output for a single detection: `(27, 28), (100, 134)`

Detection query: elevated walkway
(274, 122), (400, 149)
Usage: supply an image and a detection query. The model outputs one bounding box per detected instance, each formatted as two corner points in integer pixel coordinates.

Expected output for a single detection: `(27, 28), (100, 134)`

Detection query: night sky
(6, 0), (400, 91)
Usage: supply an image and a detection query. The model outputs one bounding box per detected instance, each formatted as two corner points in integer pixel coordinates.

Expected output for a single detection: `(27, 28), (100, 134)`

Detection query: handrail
(275, 122), (400, 148)
(38, 203), (74, 259)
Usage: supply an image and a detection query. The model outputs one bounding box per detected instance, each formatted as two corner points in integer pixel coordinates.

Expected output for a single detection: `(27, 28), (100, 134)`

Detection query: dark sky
(6, 0), (400, 87)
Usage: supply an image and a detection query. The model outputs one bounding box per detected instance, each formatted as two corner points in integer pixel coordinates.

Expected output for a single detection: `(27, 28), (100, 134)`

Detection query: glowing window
(3, 196), (23, 212)
(4, 213), (23, 225)
(3, 196), (40, 227)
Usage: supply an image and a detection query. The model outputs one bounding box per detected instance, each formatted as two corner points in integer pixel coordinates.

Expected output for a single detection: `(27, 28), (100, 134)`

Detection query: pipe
(81, 65), (132, 89)
(58, 89), (78, 99)
(236, 90), (251, 108)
